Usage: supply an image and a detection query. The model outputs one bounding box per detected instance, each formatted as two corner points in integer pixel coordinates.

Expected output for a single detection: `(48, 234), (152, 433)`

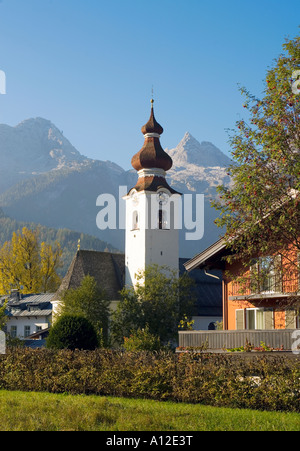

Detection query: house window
(24, 326), (31, 338)
(236, 308), (274, 330)
(10, 326), (17, 338)
(246, 308), (264, 330)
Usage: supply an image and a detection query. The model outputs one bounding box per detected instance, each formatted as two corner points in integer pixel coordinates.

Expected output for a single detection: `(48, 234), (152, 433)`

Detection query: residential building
(1, 291), (54, 339)
(184, 238), (300, 331)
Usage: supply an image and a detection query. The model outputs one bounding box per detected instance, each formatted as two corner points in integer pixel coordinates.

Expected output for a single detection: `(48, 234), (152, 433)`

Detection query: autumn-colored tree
(0, 300), (8, 331)
(213, 35), (300, 306)
(0, 227), (62, 295)
(40, 242), (62, 293)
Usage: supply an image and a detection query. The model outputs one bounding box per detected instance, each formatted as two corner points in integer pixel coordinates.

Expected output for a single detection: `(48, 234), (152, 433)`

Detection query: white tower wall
(125, 188), (180, 287)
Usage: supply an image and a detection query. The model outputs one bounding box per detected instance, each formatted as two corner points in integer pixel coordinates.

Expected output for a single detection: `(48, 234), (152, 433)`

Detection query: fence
(178, 329), (300, 351)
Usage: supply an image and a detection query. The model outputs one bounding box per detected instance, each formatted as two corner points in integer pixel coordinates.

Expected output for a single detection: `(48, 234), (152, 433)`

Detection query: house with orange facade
(184, 238), (300, 332)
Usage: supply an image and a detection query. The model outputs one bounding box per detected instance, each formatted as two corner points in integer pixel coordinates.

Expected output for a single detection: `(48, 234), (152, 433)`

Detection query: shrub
(59, 275), (110, 346)
(46, 315), (99, 351)
(0, 349), (299, 412)
(123, 326), (162, 352)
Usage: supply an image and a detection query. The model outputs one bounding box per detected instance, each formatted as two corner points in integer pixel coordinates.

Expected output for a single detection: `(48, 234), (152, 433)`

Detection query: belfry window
(132, 211), (139, 230)
(158, 204), (168, 230)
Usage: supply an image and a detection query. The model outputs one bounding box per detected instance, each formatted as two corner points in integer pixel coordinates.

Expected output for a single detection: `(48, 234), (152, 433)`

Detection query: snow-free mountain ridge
(167, 132), (231, 168)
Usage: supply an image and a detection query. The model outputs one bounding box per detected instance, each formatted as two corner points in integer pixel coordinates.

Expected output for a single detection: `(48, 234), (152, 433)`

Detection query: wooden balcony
(228, 273), (299, 301)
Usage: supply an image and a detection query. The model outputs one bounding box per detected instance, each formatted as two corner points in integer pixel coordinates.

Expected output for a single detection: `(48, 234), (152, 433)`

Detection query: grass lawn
(0, 390), (299, 431)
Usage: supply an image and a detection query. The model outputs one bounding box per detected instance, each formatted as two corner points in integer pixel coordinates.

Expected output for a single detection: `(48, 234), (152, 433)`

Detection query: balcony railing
(228, 273), (299, 299)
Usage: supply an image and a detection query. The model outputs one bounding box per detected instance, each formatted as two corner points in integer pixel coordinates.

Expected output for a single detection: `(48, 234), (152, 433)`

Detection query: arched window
(132, 210), (139, 230)
(158, 207), (168, 230)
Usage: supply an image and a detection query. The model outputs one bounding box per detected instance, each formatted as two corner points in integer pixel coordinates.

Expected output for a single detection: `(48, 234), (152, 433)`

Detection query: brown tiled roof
(55, 250), (125, 301)
(132, 103), (173, 172)
(131, 137), (173, 172)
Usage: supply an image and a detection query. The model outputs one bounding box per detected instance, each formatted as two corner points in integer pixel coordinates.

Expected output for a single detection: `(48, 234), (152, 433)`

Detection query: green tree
(123, 325), (162, 352)
(212, 34), (300, 303)
(111, 265), (196, 345)
(59, 275), (110, 346)
(46, 314), (99, 350)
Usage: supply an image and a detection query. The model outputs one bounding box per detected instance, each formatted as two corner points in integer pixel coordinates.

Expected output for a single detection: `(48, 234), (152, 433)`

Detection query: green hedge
(0, 349), (299, 412)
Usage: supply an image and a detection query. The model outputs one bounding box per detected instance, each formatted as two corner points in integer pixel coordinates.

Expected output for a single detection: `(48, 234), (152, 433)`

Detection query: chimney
(10, 289), (20, 301)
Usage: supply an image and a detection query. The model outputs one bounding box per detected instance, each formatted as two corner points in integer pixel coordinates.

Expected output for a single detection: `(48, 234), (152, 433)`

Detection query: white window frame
(24, 325), (31, 338)
(10, 325), (17, 338)
(245, 308), (273, 330)
(245, 308), (263, 330)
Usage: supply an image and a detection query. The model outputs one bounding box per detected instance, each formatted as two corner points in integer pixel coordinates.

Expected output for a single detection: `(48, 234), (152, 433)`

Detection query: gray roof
(9, 309), (52, 318)
(179, 258), (222, 317)
(55, 250), (125, 301)
(24, 339), (47, 349)
(183, 239), (227, 271)
(6, 293), (55, 305)
(3, 293), (54, 318)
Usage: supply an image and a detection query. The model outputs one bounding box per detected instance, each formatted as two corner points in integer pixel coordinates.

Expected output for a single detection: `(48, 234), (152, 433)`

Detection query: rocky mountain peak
(0, 117), (90, 174)
(167, 132), (231, 168)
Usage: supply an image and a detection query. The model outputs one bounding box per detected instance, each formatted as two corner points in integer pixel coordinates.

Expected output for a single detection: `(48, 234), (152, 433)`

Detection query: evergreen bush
(46, 315), (99, 351)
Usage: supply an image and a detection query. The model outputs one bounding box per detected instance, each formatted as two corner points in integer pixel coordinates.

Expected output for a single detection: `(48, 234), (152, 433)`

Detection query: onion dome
(141, 99), (164, 136)
(131, 99), (173, 172)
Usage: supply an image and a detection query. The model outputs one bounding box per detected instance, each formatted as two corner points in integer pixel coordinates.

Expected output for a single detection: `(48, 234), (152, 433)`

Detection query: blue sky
(0, 0), (299, 170)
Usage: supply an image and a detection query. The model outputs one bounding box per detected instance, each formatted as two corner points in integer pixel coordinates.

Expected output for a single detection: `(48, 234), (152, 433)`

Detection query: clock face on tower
(157, 191), (169, 205)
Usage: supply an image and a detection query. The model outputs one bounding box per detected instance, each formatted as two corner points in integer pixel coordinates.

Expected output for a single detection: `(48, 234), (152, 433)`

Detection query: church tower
(125, 99), (181, 287)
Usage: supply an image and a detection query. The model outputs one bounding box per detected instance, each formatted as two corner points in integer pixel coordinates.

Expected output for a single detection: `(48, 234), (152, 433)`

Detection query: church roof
(55, 250), (125, 301)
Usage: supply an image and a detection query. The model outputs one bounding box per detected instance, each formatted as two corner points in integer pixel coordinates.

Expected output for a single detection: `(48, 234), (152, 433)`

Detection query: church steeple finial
(151, 85), (154, 105)
(140, 98), (164, 137)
